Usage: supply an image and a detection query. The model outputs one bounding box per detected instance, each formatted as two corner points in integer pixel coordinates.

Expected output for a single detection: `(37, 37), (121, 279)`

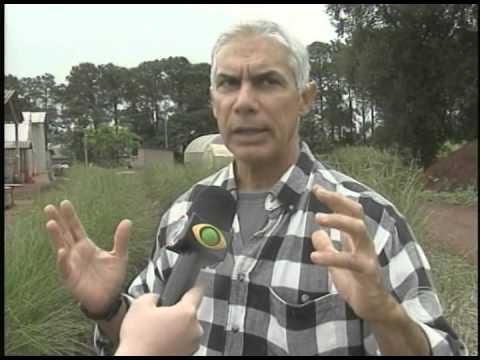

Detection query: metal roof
(4, 112), (45, 144)
(203, 143), (233, 159)
(22, 112), (46, 123)
(184, 133), (225, 153)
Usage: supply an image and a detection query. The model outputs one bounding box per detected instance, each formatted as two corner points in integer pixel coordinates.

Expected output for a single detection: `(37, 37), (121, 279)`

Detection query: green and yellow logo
(192, 224), (226, 250)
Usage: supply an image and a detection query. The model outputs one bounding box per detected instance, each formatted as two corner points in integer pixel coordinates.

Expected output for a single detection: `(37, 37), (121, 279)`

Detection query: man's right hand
(44, 200), (131, 316)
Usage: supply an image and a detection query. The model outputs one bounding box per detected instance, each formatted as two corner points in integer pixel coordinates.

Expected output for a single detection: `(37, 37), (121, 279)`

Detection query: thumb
(312, 230), (336, 253)
(113, 219), (131, 258)
(178, 286), (204, 310)
(134, 293), (160, 306)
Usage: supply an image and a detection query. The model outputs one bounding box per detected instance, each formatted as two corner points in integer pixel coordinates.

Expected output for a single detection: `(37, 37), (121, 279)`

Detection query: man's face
(210, 36), (314, 165)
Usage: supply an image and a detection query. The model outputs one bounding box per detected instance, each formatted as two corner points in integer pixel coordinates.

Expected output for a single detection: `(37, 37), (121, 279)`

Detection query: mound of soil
(423, 140), (478, 191)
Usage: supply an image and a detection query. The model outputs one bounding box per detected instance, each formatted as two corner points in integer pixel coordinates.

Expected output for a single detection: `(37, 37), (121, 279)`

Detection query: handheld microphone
(157, 186), (236, 306)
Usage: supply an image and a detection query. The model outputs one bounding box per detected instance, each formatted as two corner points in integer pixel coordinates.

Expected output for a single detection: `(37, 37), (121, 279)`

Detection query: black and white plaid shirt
(94, 142), (465, 356)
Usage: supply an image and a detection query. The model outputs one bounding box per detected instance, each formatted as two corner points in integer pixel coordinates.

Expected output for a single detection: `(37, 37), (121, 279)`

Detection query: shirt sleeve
(364, 209), (467, 356)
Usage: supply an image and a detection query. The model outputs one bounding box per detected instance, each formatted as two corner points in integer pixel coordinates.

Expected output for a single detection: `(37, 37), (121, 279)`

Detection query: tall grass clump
(319, 145), (477, 355)
(319, 146), (428, 235)
(5, 205), (93, 355)
(5, 162), (218, 356)
(142, 162), (214, 210)
(421, 185), (478, 207)
(5, 165), (159, 356)
(426, 241), (478, 355)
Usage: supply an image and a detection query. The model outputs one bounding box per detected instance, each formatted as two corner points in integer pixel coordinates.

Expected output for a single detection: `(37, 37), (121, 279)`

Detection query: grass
(437, 140), (467, 159)
(5, 148), (477, 355)
(4, 163), (212, 356)
(141, 162), (214, 213)
(426, 241), (478, 355)
(420, 186), (478, 207)
(318, 146), (428, 235)
(5, 166), (158, 355)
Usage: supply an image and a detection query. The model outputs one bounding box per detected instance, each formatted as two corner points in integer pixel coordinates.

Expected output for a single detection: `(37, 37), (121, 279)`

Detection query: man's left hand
(310, 185), (398, 322)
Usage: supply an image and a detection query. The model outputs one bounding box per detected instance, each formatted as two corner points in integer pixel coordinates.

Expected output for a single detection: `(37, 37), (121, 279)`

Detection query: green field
(5, 147), (477, 355)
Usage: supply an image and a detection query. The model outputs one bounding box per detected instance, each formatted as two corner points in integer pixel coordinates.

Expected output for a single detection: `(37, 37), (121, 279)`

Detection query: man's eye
(218, 79), (239, 89)
(259, 78), (280, 87)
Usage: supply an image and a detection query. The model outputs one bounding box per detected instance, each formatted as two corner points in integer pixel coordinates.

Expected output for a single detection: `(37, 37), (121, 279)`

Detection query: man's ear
(299, 81), (317, 116)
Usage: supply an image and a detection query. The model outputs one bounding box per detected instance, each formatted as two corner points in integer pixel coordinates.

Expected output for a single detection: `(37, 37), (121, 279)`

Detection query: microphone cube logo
(192, 224), (226, 250)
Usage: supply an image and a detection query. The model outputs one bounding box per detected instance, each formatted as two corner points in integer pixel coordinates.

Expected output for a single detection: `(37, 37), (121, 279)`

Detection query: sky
(5, 4), (338, 84)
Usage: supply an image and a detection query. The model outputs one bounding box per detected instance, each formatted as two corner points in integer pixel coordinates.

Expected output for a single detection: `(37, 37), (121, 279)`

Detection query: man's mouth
(232, 127), (268, 135)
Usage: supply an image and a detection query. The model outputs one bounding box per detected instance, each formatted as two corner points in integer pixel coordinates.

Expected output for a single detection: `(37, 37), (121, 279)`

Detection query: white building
(184, 133), (233, 167)
(4, 111), (48, 182)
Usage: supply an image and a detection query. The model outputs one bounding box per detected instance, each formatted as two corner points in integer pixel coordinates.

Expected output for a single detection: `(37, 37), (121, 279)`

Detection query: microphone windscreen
(189, 186), (236, 231)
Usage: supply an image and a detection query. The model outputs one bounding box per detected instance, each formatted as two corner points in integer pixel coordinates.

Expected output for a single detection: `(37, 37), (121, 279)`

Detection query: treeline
(322, 4), (478, 168)
(5, 58), (215, 160)
(5, 4), (477, 168)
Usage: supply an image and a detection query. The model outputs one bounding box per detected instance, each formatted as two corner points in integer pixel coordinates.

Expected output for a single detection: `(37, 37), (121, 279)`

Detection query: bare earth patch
(421, 201), (478, 265)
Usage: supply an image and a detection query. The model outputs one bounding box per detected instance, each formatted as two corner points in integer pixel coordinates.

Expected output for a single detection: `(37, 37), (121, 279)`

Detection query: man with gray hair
(45, 20), (465, 355)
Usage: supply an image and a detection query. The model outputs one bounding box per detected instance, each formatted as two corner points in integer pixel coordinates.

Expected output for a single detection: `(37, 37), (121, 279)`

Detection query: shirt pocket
(268, 287), (353, 356)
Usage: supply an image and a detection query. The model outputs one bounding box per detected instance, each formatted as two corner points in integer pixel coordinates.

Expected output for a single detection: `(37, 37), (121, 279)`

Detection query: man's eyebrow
(251, 70), (291, 83)
(253, 70), (284, 78)
(215, 69), (289, 82)
(216, 72), (238, 79)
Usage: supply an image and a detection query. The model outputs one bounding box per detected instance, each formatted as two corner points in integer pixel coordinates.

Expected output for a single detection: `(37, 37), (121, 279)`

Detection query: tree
(48, 83), (70, 144)
(168, 108), (217, 151)
(63, 62), (105, 130)
(327, 4), (478, 168)
(83, 124), (141, 167)
(120, 68), (152, 139)
(134, 60), (168, 139)
(98, 63), (129, 131)
(307, 41), (351, 146)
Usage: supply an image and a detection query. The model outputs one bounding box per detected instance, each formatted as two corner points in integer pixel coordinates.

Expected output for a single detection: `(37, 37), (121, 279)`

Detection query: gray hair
(210, 20), (310, 93)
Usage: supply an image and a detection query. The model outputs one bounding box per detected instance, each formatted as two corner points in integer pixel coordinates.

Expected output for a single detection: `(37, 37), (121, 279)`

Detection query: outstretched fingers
(44, 204), (74, 249)
(311, 229), (365, 273)
(311, 250), (365, 273)
(46, 219), (68, 252)
(60, 200), (88, 242)
(311, 229), (336, 253)
(313, 185), (364, 219)
(112, 219), (131, 258)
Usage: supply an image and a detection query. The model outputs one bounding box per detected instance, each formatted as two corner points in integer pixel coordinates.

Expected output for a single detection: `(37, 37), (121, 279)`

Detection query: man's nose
(233, 83), (257, 115)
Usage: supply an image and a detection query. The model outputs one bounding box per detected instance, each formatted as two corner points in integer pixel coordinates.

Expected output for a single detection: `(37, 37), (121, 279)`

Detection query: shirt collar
(273, 141), (317, 208)
(218, 141), (317, 209)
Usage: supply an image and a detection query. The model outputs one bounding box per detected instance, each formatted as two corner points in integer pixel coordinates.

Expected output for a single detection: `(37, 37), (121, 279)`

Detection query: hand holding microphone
(116, 287), (204, 356)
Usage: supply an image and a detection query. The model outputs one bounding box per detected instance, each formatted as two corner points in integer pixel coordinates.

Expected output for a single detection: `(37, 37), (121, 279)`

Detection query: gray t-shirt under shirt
(236, 192), (269, 246)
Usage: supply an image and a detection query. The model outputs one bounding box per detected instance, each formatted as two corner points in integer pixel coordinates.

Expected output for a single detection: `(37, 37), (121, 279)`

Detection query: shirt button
(232, 326), (239, 333)
(238, 273), (245, 282)
(301, 294), (310, 303)
(288, 205), (295, 211)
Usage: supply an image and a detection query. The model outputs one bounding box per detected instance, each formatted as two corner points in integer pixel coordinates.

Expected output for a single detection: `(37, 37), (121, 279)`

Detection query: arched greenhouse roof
(184, 133), (224, 153)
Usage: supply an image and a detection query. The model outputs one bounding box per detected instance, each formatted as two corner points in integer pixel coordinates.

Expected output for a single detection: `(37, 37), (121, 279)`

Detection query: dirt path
(4, 173), (52, 224)
(420, 201), (478, 265)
